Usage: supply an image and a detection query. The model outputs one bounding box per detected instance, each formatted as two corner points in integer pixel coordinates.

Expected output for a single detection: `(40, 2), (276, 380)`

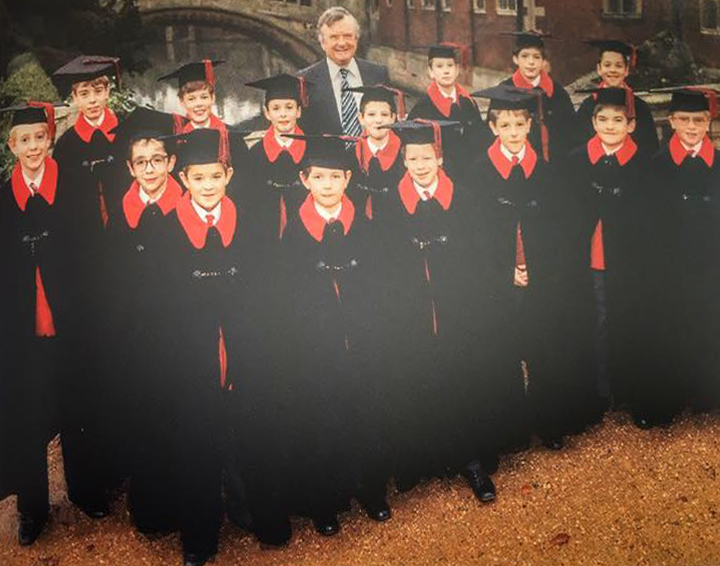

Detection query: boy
(648, 88), (720, 422)
(104, 107), (184, 537)
(158, 127), (244, 566)
(0, 102), (64, 546)
(575, 40), (659, 156)
(243, 73), (309, 249)
(472, 84), (593, 450)
(408, 44), (490, 182)
(345, 84), (405, 222)
(499, 31), (576, 161)
(381, 119), (503, 503)
(239, 133), (392, 544)
(51, 55), (122, 518)
(567, 87), (656, 427)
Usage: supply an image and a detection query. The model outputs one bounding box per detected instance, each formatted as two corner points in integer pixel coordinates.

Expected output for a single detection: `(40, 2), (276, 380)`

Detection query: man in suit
(299, 6), (389, 135)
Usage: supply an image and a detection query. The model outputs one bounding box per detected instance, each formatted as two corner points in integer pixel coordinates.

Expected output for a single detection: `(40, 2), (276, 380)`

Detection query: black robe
(575, 93), (659, 158)
(473, 141), (594, 445)
(649, 135), (720, 416)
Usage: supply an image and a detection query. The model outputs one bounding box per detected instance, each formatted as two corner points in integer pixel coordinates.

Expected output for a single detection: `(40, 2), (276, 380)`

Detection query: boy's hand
(514, 265), (529, 288)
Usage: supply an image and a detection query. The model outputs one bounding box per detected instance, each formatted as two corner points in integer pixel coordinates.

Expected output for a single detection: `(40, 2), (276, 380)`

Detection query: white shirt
(681, 139), (704, 158)
(414, 177), (439, 201)
(192, 118), (212, 130)
(367, 137), (389, 155)
(530, 75), (542, 88)
(440, 86), (458, 104)
(23, 164), (45, 195)
(85, 111), (106, 129)
(275, 132), (294, 149)
(500, 143), (526, 163)
(138, 184), (166, 206)
(192, 199), (222, 225)
(314, 201), (342, 222)
(327, 57), (363, 121)
(601, 142), (621, 156)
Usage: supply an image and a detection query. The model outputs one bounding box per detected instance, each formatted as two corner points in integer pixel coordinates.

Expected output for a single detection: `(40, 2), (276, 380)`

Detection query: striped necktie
(339, 68), (362, 137)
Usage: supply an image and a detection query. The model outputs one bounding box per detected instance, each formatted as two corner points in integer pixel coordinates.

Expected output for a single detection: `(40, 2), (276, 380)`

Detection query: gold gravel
(2, 412), (720, 566)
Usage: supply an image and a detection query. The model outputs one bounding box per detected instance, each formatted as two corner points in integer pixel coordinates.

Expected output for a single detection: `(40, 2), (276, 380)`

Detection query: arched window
(603, 0), (642, 18)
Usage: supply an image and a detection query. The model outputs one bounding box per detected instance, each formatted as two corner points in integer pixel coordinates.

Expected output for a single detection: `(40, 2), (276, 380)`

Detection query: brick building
(373, 0), (720, 84)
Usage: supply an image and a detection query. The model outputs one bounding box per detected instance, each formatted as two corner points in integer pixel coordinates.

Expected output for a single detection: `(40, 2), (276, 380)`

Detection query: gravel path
(2, 412), (719, 566)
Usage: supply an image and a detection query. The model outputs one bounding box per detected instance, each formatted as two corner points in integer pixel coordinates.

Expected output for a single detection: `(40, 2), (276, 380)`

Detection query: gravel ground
(2, 411), (720, 566)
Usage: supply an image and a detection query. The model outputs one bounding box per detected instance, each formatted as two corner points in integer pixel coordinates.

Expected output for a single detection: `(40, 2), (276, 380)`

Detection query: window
(603, 0), (642, 18)
(474, 0), (486, 13)
(497, 0), (517, 14)
(441, 0), (451, 10)
(386, 0), (393, 6)
(701, 0), (720, 32)
(406, 0), (414, 7)
(421, 0), (435, 9)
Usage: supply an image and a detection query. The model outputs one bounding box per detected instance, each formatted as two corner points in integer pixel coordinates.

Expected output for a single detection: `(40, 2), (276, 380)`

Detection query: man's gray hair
(317, 6), (360, 42)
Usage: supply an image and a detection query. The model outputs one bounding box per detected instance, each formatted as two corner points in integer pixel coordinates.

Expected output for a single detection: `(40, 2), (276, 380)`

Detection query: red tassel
(532, 93), (550, 162)
(387, 87), (407, 120)
(365, 195), (373, 220)
(203, 59), (215, 88)
(441, 42), (470, 70)
(279, 194), (287, 240)
(298, 76), (309, 108)
(687, 87), (719, 120)
(173, 113), (186, 134)
(630, 45), (637, 73)
(415, 118), (442, 160)
(218, 326), (228, 389)
(28, 102), (56, 142)
(624, 85), (636, 120)
(218, 124), (230, 166)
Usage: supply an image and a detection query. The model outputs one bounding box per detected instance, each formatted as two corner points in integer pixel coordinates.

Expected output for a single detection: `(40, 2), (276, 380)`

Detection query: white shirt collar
(22, 163), (45, 194)
(500, 143), (526, 163)
(85, 110), (106, 128)
(367, 136), (389, 155)
(681, 139), (704, 157)
(413, 177), (439, 201)
(439, 85), (457, 103)
(191, 198), (222, 225)
(530, 75), (542, 88)
(314, 201), (342, 222)
(275, 131), (294, 148)
(327, 57), (360, 81)
(138, 183), (167, 206)
(192, 118), (212, 130)
(601, 142), (622, 156)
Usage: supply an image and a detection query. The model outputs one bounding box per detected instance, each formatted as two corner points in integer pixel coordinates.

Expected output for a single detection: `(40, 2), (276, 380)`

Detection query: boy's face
(404, 143), (442, 188)
(8, 124), (50, 174)
(669, 111), (711, 147)
(358, 101), (396, 142)
(72, 80), (110, 122)
(597, 52), (630, 87)
(127, 138), (176, 197)
(429, 58), (460, 90)
(181, 87), (216, 125)
(513, 48), (544, 81)
(263, 98), (301, 135)
(300, 166), (351, 211)
(179, 162), (233, 211)
(592, 107), (635, 148)
(489, 111), (532, 154)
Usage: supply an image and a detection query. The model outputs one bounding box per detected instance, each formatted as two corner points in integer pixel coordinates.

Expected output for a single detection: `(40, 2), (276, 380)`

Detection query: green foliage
(109, 86), (139, 119)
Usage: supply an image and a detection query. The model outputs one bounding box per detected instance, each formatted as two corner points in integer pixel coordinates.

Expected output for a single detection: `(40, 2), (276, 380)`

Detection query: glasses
(132, 155), (169, 170)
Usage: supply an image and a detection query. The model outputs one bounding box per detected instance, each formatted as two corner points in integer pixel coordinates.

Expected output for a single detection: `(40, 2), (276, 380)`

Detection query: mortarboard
(281, 133), (355, 170)
(585, 39), (636, 69)
(385, 119), (461, 159)
(343, 84), (407, 119)
(246, 73), (309, 107)
(662, 87), (719, 119)
(52, 56), (121, 98)
(158, 60), (225, 90)
(110, 107), (186, 157)
(0, 102), (67, 141)
(500, 31), (554, 51)
(169, 127), (232, 170)
(576, 86), (637, 119)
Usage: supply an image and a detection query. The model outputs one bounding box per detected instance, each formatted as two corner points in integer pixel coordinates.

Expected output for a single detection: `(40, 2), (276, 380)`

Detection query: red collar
(122, 176), (183, 229)
(181, 113), (226, 134)
(176, 193), (237, 249)
(512, 69), (554, 98)
(397, 168), (454, 214)
(487, 138), (538, 180)
(356, 130), (402, 173)
(427, 81), (473, 118)
(587, 135), (638, 166)
(74, 109), (118, 143)
(299, 194), (355, 242)
(11, 158), (58, 212)
(263, 126), (306, 164)
(669, 133), (715, 167)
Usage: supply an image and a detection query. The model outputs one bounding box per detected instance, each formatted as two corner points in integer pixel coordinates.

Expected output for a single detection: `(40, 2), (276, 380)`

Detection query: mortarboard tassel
(218, 125), (230, 166)
(204, 59), (216, 88)
(630, 45), (638, 73)
(388, 87), (407, 120)
(441, 42), (471, 70)
(173, 113), (186, 135)
(687, 87), (719, 120)
(298, 76), (309, 108)
(416, 119), (443, 160)
(532, 92), (550, 162)
(27, 102), (56, 142)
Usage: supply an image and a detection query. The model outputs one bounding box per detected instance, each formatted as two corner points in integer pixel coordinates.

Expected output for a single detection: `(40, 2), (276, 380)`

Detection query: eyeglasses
(132, 155), (169, 170)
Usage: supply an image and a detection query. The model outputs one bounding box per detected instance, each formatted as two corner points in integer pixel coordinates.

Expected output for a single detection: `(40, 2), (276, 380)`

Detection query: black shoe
(183, 550), (215, 566)
(359, 497), (392, 522)
(463, 469), (496, 503)
(18, 513), (47, 546)
(542, 436), (564, 451)
(312, 514), (340, 537)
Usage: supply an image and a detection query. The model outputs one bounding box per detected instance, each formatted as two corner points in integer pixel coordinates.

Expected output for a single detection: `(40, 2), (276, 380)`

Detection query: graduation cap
(52, 56), (121, 98)
(0, 102), (67, 141)
(110, 107), (186, 158)
(663, 87), (719, 119)
(585, 39), (637, 69)
(500, 31), (554, 52)
(245, 72), (309, 107)
(170, 127), (231, 170)
(414, 43), (472, 69)
(472, 84), (550, 162)
(282, 133), (355, 170)
(158, 60), (225, 90)
(343, 84), (407, 120)
(385, 119), (461, 160)
(576, 86), (636, 119)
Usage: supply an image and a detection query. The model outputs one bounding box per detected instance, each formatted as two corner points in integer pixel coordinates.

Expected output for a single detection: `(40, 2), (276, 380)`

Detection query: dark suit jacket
(299, 57), (390, 135)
